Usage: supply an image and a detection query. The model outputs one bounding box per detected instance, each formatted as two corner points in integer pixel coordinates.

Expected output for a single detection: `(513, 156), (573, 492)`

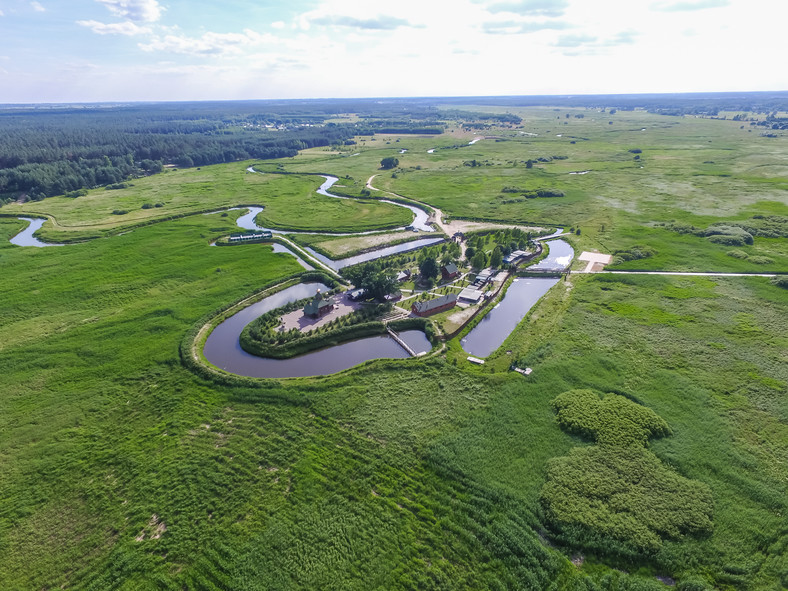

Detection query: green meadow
(260, 108), (788, 272)
(1, 106), (787, 589)
(3, 162), (410, 241)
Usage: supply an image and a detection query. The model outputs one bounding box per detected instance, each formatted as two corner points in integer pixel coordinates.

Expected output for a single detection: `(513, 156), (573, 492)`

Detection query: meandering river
(9, 217), (62, 247)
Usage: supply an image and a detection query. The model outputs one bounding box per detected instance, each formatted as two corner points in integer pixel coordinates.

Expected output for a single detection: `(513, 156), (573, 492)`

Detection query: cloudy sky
(0, 0), (783, 103)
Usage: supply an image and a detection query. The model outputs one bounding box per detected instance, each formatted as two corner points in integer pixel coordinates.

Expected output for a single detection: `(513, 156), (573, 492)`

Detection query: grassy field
(257, 109), (788, 272)
(1, 106), (787, 589)
(0, 162), (411, 240)
(287, 229), (430, 258)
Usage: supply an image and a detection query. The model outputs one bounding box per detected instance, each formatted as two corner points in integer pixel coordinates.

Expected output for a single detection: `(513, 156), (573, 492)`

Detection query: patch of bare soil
(136, 514), (167, 542)
(444, 305), (479, 333)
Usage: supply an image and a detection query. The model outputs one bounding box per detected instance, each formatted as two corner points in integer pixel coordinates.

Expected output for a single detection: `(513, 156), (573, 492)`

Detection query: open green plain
(2, 162), (411, 241)
(1, 107), (787, 590)
(259, 108), (788, 272)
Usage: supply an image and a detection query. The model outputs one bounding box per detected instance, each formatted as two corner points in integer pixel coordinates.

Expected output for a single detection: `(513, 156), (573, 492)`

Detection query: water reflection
(203, 282), (431, 378)
(9, 217), (62, 247)
(461, 277), (559, 357)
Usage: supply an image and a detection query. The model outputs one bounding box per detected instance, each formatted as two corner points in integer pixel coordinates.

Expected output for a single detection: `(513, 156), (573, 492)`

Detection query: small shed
(441, 262), (459, 281)
(503, 249), (529, 265)
(459, 287), (484, 303)
(473, 269), (494, 286)
(396, 269), (412, 282)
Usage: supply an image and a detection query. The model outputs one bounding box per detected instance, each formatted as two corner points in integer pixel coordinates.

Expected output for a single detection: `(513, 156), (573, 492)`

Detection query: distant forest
(2, 91), (787, 203)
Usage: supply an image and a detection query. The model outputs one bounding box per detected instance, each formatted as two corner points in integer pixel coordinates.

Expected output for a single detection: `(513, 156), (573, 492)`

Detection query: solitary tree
(490, 247), (503, 268)
(380, 157), (399, 170)
(471, 250), (487, 270)
(419, 256), (439, 281)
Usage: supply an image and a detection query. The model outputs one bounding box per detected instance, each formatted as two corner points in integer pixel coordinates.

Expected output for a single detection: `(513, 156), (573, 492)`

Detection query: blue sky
(0, 0), (784, 103)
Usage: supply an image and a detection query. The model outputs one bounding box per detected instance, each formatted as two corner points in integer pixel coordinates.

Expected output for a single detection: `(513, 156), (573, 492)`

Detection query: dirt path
(598, 271), (778, 277)
(364, 176), (547, 241)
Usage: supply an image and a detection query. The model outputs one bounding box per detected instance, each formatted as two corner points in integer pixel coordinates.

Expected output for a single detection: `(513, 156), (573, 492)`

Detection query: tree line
(0, 105), (358, 202)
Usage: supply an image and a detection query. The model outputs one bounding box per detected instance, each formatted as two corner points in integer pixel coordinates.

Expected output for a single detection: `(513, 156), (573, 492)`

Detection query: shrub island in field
(541, 389), (714, 556)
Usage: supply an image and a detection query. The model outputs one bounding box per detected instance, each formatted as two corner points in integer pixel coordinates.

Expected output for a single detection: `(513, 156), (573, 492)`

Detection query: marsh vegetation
(1, 95), (786, 589)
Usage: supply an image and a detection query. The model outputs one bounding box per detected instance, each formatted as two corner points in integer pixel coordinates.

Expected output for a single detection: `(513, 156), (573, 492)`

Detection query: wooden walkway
(386, 326), (417, 357)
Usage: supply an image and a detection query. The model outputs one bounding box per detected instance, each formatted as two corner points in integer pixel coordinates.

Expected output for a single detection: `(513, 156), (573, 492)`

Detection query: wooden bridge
(386, 326), (417, 357)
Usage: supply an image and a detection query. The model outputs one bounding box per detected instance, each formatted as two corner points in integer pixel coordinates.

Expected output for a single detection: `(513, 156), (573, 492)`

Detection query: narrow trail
(596, 270), (779, 278)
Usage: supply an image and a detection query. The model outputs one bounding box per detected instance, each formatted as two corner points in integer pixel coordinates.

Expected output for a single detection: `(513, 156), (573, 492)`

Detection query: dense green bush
(770, 275), (788, 288)
(748, 255), (774, 264)
(707, 234), (746, 246)
(542, 389), (713, 556)
(726, 249), (748, 259)
(551, 389), (670, 446)
(612, 246), (656, 263)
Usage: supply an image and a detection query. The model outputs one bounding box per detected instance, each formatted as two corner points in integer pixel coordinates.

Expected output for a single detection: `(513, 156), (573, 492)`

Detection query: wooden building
(411, 292), (458, 317)
(303, 290), (334, 318)
(441, 262), (459, 281)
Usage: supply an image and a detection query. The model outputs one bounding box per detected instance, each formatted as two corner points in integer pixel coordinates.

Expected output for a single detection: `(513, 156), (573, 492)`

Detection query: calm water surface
(203, 282), (431, 378)
(10, 217), (62, 247)
(460, 239), (575, 357)
(461, 277), (559, 357)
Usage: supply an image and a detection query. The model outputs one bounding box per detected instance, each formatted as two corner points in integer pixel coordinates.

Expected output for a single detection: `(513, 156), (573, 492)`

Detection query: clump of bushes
(551, 389), (671, 446)
(111, 209), (128, 215)
(541, 389), (714, 555)
(708, 234), (747, 246)
(141, 203), (154, 209)
(611, 245), (656, 264)
(500, 187), (565, 203)
(749, 255), (774, 264)
(771, 276), (788, 288)
(727, 250), (749, 259)
(660, 215), (788, 244)
(705, 225), (754, 246)
(105, 182), (131, 190)
(64, 188), (88, 198)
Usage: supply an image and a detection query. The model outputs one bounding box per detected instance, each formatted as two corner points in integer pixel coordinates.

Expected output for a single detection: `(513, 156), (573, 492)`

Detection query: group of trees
(464, 228), (532, 269)
(0, 104), (359, 201)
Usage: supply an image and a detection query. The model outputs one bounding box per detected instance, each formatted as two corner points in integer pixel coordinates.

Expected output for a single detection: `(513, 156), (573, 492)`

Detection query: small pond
(530, 239), (574, 271)
(203, 282), (431, 378)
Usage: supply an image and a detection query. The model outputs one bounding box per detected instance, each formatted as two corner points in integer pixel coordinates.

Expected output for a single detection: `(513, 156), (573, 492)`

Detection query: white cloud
(77, 19), (151, 35)
(309, 15), (415, 30)
(651, 0), (729, 10)
(139, 29), (270, 56)
(271, 21), (285, 29)
(30, 2), (45, 12)
(0, 9), (5, 16)
(482, 19), (571, 34)
(485, 0), (569, 17)
(95, 0), (162, 22)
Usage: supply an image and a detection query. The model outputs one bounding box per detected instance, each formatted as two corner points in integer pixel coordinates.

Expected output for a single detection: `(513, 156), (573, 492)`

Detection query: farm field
(1, 100), (787, 590)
